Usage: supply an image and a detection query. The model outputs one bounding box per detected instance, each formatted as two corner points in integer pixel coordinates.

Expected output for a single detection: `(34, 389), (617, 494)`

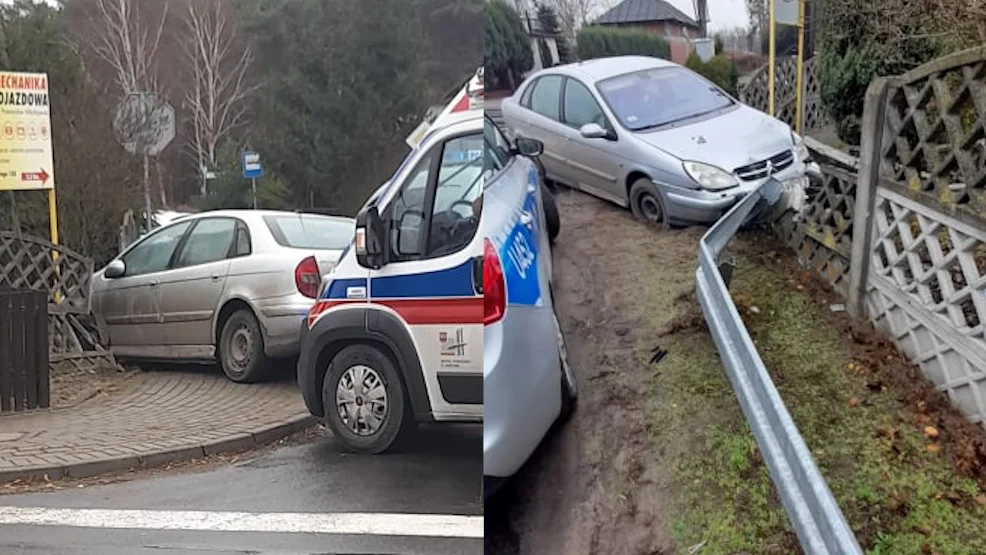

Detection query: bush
(576, 26), (670, 61)
(686, 53), (739, 96)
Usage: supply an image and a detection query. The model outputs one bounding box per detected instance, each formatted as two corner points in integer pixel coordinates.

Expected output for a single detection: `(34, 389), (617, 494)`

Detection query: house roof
(594, 0), (699, 28)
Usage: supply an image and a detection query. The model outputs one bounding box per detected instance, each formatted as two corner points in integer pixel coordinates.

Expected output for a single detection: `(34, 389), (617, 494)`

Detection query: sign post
(113, 92), (176, 232)
(770, 0), (805, 131)
(241, 151), (263, 209)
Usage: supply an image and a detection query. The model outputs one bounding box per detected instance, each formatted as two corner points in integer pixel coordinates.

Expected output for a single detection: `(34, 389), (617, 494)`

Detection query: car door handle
(211, 274), (222, 281)
(148, 280), (159, 287)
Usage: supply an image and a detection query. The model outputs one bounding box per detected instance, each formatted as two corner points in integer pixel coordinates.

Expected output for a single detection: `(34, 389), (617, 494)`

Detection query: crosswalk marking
(0, 507), (483, 539)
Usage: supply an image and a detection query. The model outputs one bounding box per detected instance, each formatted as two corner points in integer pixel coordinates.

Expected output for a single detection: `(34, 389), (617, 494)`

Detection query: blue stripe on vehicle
(369, 259), (476, 298)
(324, 278), (368, 300)
(491, 165), (543, 307)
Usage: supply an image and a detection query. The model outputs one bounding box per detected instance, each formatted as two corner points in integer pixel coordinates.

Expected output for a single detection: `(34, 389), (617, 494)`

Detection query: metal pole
(48, 188), (62, 304)
(768, 0), (776, 117)
(252, 177), (257, 209)
(143, 153), (152, 232)
(794, 0), (806, 134)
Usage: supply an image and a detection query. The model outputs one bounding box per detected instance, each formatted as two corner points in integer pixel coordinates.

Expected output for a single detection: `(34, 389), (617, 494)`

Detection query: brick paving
(0, 369), (314, 483)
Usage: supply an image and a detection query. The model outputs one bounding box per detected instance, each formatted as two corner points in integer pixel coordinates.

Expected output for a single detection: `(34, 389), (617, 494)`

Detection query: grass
(641, 234), (986, 555)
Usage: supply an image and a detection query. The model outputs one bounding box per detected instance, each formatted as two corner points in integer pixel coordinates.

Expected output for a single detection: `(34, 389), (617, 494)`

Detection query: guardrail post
(847, 77), (890, 319)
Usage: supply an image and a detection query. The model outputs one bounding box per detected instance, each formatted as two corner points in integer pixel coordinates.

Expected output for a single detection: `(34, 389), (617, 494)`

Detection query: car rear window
(263, 215), (353, 250)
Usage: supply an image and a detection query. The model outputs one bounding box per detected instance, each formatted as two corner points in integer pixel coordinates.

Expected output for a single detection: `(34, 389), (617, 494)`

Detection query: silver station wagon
(91, 210), (354, 382)
(501, 55), (810, 226)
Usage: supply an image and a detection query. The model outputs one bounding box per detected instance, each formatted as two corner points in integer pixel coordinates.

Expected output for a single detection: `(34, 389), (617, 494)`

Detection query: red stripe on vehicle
(309, 297), (482, 327)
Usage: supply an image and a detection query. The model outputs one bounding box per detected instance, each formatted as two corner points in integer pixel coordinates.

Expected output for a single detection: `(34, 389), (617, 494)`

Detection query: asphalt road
(0, 424), (482, 555)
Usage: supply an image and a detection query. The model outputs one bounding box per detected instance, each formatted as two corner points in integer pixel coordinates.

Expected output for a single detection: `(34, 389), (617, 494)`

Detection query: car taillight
(295, 256), (320, 299)
(484, 239), (505, 325)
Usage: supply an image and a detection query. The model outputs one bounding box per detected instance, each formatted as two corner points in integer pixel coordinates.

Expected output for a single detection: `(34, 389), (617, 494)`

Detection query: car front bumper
(662, 163), (808, 225)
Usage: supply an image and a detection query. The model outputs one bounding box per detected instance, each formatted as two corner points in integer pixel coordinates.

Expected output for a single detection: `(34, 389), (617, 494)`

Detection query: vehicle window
(529, 75), (563, 121)
(597, 67), (733, 131)
(263, 215), (353, 250)
(483, 118), (509, 172)
(520, 78), (536, 107)
(429, 133), (483, 257)
(389, 150), (435, 260)
(233, 224), (252, 257)
(121, 221), (192, 277)
(175, 218), (237, 268)
(564, 78), (607, 129)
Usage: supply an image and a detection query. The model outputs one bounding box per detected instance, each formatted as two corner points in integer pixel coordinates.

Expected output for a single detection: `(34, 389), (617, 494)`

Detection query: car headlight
(682, 161), (738, 191)
(792, 132), (809, 163)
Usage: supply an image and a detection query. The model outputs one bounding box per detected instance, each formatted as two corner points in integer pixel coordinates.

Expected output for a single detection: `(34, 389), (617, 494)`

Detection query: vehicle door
(154, 217), (241, 355)
(99, 220), (193, 356)
(373, 124), (484, 420)
(511, 75), (573, 186)
(559, 76), (625, 204)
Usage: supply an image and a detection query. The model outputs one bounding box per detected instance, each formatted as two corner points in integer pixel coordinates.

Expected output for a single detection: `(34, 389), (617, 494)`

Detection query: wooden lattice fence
(0, 231), (116, 372)
(738, 56), (830, 134)
(775, 46), (986, 429)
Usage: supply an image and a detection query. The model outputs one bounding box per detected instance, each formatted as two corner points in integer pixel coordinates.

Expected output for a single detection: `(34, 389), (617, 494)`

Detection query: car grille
(734, 150), (795, 181)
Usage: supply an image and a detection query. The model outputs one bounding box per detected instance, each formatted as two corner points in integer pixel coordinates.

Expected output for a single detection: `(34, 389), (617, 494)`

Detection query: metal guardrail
(694, 180), (864, 555)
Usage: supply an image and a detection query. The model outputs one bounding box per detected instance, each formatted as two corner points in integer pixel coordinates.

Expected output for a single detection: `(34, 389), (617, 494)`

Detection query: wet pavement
(0, 424), (482, 555)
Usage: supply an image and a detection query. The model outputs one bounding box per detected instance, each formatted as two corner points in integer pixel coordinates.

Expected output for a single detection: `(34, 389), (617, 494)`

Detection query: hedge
(685, 53), (739, 96)
(576, 26), (670, 61)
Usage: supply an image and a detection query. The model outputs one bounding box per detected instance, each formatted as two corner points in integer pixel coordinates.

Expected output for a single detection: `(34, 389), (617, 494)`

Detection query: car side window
(563, 78), (607, 129)
(121, 221), (192, 277)
(233, 223), (252, 257)
(483, 118), (509, 172)
(174, 218), (237, 268)
(428, 133), (483, 257)
(389, 150), (436, 261)
(529, 75), (563, 121)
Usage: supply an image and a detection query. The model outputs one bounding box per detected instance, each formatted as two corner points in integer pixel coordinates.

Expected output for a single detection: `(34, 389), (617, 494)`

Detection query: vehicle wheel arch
(625, 170), (653, 203)
(214, 297), (265, 350)
(304, 307), (432, 422)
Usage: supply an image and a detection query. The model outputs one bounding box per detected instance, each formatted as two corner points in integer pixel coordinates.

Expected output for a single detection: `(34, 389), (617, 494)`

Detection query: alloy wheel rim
(336, 365), (388, 436)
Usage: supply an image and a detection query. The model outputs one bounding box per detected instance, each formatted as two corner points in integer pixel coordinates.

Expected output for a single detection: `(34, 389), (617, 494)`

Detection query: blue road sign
(242, 151), (263, 179)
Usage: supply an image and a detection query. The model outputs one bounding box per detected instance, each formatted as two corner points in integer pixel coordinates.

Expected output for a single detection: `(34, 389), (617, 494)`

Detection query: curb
(0, 414), (317, 485)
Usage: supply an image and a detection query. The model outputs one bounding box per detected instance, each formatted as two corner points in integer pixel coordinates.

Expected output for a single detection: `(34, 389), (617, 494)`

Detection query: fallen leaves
(975, 494), (986, 507)
(849, 397), (860, 408)
(927, 443), (941, 454)
(924, 426), (940, 439)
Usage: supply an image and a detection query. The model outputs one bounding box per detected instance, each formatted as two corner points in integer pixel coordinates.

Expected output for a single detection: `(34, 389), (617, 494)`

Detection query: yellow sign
(0, 71), (54, 191)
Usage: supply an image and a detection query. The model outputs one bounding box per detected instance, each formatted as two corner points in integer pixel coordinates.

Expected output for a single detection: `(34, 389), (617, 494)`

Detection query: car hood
(634, 105), (794, 172)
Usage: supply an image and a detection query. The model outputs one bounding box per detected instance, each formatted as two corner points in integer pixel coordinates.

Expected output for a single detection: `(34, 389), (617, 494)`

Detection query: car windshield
(263, 215), (353, 250)
(597, 67), (733, 131)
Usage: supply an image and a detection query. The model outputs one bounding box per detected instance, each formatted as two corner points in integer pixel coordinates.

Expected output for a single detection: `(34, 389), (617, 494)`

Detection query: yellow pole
(794, 0), (806, 134)
(768, 0), (776, 117)
(48, 188), (62, 304)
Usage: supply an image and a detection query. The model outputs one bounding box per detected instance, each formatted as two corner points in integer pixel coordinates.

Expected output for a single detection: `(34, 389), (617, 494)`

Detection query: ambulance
(297, 69), (487, 453)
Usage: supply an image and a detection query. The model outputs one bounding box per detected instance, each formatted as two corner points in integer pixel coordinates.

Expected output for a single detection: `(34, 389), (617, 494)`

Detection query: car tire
(629, 177), (668, 230)
(321, 344), (409, 454)
(542, 183), (560, 245)
(219, 309), (270, 383)
(554, 311), (577, 422)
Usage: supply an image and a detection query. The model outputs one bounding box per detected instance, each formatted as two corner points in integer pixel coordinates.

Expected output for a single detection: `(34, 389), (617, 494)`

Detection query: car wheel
(542, 183), (560, 245)
(219, 309), (270, 383)
(321, 344), (409, 454)
(554, 311), (577, 421)
(629, 177), (668, 229)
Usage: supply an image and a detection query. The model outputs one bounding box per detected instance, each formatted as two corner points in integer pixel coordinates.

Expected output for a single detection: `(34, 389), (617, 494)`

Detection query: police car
(298, 70), (488, 453)
(482, 116), (575, 498)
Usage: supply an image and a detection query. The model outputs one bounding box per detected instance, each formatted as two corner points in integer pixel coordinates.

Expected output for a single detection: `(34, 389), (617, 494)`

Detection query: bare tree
(550, 0), (601, 40)
(90, 0), (168, 95)
(182, 0), (257, 196)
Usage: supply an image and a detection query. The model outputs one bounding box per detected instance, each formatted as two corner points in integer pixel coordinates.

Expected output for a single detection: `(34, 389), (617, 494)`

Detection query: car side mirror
(580, 123), (611, 140)
(104, 260), (126, 279)
(355, 206), (385, 270)
(514, 137), (543, 157)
